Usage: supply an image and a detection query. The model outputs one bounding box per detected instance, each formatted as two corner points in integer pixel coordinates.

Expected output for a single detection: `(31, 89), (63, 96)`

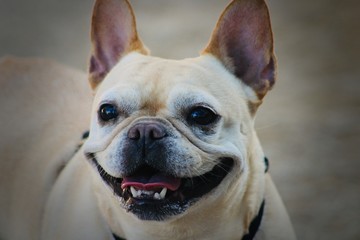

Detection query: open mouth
(88, 154), (234, 220)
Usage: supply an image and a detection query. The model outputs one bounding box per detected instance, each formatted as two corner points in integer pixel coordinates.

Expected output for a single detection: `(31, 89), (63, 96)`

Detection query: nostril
(147, 124), (166, 140)
(128, 125), (143, 140)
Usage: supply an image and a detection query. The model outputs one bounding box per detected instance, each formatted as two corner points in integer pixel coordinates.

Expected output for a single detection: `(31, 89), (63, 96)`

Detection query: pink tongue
(121, 173), (181, 191)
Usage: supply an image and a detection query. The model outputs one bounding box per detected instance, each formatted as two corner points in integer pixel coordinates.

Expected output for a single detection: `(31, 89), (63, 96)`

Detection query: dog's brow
(168, 88), (221, 113)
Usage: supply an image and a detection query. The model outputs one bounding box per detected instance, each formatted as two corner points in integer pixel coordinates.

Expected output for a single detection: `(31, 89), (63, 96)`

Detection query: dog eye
(99, 104), (118, 122)
(187, 106), (219, 126)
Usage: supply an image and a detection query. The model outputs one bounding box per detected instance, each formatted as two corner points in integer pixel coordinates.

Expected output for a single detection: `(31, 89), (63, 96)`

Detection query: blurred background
(0, 0), (359, 239)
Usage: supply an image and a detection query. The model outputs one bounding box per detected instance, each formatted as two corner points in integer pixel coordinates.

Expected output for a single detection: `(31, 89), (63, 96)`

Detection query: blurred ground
(0, 0), (359, 239)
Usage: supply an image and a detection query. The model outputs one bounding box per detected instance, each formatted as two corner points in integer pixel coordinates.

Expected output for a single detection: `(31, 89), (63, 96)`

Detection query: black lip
(87, 154), (234, 221)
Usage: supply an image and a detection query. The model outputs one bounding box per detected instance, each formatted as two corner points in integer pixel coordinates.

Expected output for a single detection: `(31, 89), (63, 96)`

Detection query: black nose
(128, 122), (167, 142)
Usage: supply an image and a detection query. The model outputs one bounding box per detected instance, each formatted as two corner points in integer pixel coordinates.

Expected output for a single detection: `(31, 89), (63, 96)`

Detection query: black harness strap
(75, 130), (90, 153)
(264, 156), (269, 173)
(113, 234), (126, 240)
(82, 130), (90, 139)
(241, 200), (265, 240)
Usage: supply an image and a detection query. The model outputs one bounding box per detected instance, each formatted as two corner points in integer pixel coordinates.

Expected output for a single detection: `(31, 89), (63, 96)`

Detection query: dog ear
(89, 0), (148, 89)
(203, 0), (276, 100)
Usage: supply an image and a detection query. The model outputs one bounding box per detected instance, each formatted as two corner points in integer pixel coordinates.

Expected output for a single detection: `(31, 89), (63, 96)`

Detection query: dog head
(83, 0), (275, 223)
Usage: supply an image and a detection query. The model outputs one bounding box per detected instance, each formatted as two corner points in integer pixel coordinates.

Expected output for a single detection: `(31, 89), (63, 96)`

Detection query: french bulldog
(0, 0), (296, 239)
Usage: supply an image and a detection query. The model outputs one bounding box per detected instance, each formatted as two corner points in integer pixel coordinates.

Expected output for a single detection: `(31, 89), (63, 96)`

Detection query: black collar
(241, 200), (265, 240)
(113, 234), (126, 240)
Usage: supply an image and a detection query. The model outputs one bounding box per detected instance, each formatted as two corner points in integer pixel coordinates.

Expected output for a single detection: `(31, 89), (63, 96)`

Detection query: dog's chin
(87, 154), (234, 221)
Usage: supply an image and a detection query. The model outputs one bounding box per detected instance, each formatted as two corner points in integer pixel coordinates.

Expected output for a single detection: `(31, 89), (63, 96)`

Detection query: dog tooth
(143, 190), (154, 195)
(160, 188), (167, 199)
(154, 193), (161, 200)
(130, 187), (137, 197)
